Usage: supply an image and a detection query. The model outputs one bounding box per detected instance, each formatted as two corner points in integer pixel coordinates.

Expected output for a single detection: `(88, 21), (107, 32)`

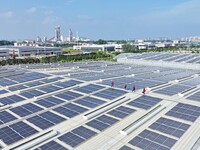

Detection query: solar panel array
(165, 103), (200, 122)
(0, 60), (200, 150)
(127, 96), (161, 110)
(123, 52), (200, 64)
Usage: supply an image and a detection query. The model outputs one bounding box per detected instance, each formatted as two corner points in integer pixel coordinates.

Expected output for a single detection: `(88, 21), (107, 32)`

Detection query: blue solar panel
(58, 126), (97, 147)
(0, 95), (25, 104)
(39, 85), (62, 93)
(0, 121), (38, 145)
(155, 84), (192, 96)
(93, 88), (127, 100)
(86, 115), (119, 131)
(27, 116), (54, 130)
(127, 95), (161, 110)
(165, 103), (200, 122)
(11, 103), (43, 117)
(0, 89), (8, 94)
(54, 80), (82, 88)
(9, 85), (28, 91)
(74, 84), (105, 94)
(27, 112), (66, 130)
(35, 140), (68, 150)
(108, 106), (136, 119)
(119, 145), (134, 150)
(53, 107), (79, 118)
(35, 97), (64, 108)
(0, 111), (17, 125)
(187, 91), (200, 102)
(55, 91), (83, 101)
(20, 90), (45, 98)
(74, 97), (105, 108)
(149, 117), (190, 138)
(40, 112), (66, 124)
(129, 129), (177, 150)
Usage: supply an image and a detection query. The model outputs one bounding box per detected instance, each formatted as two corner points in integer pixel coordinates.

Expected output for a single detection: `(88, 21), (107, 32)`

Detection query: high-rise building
(69, 29), (73, 42)
(55, 26), (61, 42)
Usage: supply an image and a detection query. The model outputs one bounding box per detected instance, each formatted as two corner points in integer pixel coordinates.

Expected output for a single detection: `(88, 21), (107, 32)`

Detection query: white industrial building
(73, 44), (123, 52)
(0, 46), (63, 58)
(0, 48), (9, 59)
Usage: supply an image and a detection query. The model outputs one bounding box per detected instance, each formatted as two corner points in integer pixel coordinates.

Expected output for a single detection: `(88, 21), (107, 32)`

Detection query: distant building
(73, 44), (123, 52)
(0, 48), (9, 59)
(155, 43), (171, 48)
(69, 29), (73, 42)
(55, 26), (61, 42)
(0, 46), (62, 58)
(14, 41), (38, 47)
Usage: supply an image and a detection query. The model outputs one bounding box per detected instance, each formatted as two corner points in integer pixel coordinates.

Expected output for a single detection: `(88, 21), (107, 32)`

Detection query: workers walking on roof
(124, 84), (127, 89)
(142, 87), (146, 94)
(132, 85), (136, 92)
(111, 80), (114, 87)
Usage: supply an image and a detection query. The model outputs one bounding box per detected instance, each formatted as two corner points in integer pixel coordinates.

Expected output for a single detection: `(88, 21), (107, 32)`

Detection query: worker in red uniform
(111, 80), (114, 87)
(142, 87), (146, 94)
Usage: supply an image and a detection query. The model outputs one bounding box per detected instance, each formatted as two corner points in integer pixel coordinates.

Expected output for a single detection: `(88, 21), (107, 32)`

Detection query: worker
(142, 87), (146, 94)
(111, 80), (114, 87)
(132, 85), (136, 92)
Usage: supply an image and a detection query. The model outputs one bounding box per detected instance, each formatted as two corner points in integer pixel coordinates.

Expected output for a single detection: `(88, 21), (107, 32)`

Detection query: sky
(0, 0), (200, 40)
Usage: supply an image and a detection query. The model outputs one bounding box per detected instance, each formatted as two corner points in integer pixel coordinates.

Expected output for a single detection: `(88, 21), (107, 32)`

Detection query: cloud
(0, 11), (14, 18)
(26, 7), (37, 14)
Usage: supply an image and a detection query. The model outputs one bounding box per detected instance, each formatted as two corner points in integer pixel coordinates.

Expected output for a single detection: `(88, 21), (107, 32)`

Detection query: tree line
(0, 52), (113, 66)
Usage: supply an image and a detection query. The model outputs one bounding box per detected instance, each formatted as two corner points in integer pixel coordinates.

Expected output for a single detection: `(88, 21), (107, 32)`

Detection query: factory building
(0, 46), (62, 58)
(0, 48), (9, 59)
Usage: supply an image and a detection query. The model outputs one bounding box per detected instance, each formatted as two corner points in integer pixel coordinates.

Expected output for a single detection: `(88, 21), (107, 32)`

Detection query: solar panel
(10, 103), (43, 117)
(93, 88), (127, 100)
(55, 91), (83, 101)
(155, 84), (192, 96)
(24, 81), (44, 87)
(86, 115), (119, 131)
(53, 107), (79, 118)
(127, 95), (161, 110)
(0, 111), (17, 125)
(54, 80), (82, 88)
(39, 85), (62, 93)
(165, 103), (200, 122)
(53, 103), (88, 118)
(149, 117), (190, 138)
(35, 97), (64, 108)
(58, 126), (97, 147)
(74, 84), (104, 94)
(107, 106), (136, 119)
(119, 145), (134, 150)
(27, 112), (66, 130)
(187, 91), (200, 102)
(20, 90), (45, 98)
(9, 85), (28, 91)
(0, 121), (38, 145)
(128, 129), (177, 150)
(0, 90), (8, 95)
(34, 140), (68, 150)
(27, 115), (54, 130)
(0, 95), (25, 104)
(74, 97), (105, 108)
